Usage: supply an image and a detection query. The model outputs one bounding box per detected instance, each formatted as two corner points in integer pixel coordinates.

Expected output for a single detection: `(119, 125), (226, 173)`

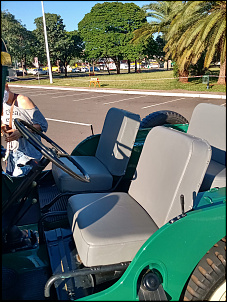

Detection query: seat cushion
(52, 156), (113, 193)
(67, 192), (158, 266)
(200, 160), (226, 191)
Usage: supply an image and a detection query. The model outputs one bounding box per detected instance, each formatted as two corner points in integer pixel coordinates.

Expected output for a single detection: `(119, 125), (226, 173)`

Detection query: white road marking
(46, 118), (92, 127)
(72, 94), (114, 102)
(27, 91), (69, 97)
(51, 93), (84, 98)
(10, 85), (226, 99)
(103, 95), (147, 105)
(220, 103), (226, 106)
(142, 98), (186, 109)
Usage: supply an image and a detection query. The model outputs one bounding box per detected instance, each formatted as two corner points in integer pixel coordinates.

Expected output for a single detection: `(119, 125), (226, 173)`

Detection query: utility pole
(41, 1), (53, 84)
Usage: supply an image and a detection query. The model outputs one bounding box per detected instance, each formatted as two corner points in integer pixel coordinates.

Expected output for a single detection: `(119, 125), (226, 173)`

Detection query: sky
(1, 1), (153, 32)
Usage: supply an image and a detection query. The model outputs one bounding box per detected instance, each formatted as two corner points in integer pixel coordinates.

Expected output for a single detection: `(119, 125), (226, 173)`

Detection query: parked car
(80, 67), (89, 72)
(27, 68), (35, 75)
(67, 66), (72, 72)
(15, 70), (23, 76)
(71, 68), (80, 73)
(90, 66), (100, 72)
(31, 68), (47, 75)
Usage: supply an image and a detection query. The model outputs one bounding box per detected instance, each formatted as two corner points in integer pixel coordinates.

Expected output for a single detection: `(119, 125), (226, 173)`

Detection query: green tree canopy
(1, 10), (34, 70)
(33, 13), (83, 76)
(55, 30), (84, 77)
(131, 1), (184, 71)
(78, 1), (147, 73)
(164, 1), (226, 84)
(33, 13), (66, 66)
(132, 1), (182, 42)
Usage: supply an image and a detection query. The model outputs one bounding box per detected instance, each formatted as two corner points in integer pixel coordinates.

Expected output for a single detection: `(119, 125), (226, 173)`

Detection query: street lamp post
(41, 1), (53, 84)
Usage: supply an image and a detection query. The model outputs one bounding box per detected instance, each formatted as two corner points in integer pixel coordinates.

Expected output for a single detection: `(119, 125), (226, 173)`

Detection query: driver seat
(67, 126), (212, 266)
(52, 108), (140, 193)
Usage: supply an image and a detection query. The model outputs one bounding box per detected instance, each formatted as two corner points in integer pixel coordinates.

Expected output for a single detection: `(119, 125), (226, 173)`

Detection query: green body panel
(79, 187), (226, 301)
(2, 236), (49, 273)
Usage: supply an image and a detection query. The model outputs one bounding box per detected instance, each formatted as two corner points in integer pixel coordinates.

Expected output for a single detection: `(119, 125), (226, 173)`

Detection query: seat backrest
(187, 103), (226, 165)
(95, 108), (140, 176)
(128, 126), (211, 228)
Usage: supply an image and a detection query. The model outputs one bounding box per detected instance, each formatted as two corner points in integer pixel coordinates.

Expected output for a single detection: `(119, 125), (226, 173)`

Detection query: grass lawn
(9, 68), (226, 93)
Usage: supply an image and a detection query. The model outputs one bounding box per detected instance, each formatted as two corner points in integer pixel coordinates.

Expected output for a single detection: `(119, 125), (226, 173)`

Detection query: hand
(1, 123), (7, 133)
(5, 129), (22, 142)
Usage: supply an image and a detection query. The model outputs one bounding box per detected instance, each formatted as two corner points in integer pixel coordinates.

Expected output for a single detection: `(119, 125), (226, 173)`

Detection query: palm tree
(132, 1), (182, 42)
(131, 1), (184, 70)
(164, 1), (226, 84)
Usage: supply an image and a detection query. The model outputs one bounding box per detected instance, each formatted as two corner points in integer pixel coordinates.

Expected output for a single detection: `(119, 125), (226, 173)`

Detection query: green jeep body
(2, 49), (226, 301)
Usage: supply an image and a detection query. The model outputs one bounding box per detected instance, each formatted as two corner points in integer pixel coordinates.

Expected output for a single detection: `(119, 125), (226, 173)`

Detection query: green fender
(78, 188), (226, 301)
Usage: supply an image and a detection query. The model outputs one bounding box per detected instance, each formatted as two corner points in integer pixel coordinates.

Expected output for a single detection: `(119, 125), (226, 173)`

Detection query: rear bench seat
(187, 103), (226, 191)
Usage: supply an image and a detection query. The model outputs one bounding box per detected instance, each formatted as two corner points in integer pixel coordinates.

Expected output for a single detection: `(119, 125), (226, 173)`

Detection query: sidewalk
(9, 84), (226, 99)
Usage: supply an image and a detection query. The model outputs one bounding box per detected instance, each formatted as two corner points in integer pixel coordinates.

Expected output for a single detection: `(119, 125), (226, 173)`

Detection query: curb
(9, 84), (226, 100)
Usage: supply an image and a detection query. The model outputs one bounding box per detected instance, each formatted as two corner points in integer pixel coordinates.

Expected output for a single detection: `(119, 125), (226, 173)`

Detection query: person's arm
(18, 95), (36, 109)
(5, 94), (47, 142)
(5, 123), (42, 142)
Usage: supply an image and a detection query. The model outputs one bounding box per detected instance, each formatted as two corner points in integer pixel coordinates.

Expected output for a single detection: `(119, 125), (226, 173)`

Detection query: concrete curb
(9, 84), (226, 100)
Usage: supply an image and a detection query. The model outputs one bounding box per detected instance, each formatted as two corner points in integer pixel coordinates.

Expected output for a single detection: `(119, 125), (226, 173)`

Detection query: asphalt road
(7, 85), (226, 156)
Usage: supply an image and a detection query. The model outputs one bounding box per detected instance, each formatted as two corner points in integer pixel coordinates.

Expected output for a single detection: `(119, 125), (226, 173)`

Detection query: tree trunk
(64, 62), (67, 77)
(128, 59), (131, 73)
(57, 60), (60, 73)
(217, 57), (226, 85)
(105, 59), (110, 75)
(135, 59), (137, 73)
(116, 61), (120, 74)
(22, 59), (27, 76)
(179, 69), (189, 83)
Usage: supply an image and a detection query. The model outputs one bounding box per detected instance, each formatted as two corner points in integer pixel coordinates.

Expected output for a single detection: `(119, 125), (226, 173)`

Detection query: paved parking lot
(8, 85), (226, 155)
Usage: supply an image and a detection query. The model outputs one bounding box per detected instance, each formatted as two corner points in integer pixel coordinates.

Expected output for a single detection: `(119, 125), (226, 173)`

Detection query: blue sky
(2, 1), (153, 32)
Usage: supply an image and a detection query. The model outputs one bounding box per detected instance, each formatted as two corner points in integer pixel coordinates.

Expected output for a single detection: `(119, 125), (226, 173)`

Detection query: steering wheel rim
(14, 118), (90, 182)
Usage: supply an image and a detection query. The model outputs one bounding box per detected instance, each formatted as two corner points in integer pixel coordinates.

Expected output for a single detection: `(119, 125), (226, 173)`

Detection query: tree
(132, 1), (180, 41)
(33, 13), (83, 77)
(78, 2), (147, 74)
(1, 10), (35, 74)
(56, 30), (84, 77)
(33, 13), (66, 67)
(164, 1), (226, 84)
(131, 1), (184, 71)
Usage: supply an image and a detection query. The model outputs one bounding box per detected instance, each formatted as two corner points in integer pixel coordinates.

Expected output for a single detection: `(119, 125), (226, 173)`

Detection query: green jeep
(2, 45), (226, 301)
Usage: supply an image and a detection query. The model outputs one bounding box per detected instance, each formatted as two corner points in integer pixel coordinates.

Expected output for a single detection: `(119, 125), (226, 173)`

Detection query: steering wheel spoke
(14, 118), (90, 182)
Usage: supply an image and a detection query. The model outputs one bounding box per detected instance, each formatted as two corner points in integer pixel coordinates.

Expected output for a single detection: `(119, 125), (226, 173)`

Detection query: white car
(80, 67), (89, 72)
(31, 68), (47, 75)
(71, 68), (80, 73)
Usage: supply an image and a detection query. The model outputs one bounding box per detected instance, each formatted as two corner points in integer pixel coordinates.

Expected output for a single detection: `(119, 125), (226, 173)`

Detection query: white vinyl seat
(52, 108), (140, 192)
(187, 103), (226, 191)
(67, 126), (211, 267)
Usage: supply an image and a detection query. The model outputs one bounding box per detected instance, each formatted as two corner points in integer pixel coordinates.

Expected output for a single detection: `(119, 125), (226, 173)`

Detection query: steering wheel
(14, 118), (90, 182)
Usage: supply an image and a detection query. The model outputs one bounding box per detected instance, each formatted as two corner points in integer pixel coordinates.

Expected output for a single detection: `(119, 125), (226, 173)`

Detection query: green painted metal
(2, 240), (49, 273)
(78, 187), (226, 301)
